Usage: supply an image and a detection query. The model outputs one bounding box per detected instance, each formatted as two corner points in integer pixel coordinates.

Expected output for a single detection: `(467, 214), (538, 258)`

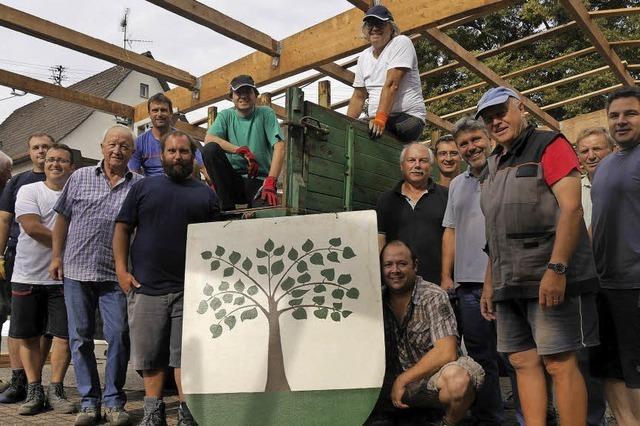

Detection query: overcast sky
(0, 0), (358, 124)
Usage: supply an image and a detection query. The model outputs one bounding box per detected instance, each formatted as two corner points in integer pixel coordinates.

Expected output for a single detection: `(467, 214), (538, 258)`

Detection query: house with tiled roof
(0, 56), (168, 173)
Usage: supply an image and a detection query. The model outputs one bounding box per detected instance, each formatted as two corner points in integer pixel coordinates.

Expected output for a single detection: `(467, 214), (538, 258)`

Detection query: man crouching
(380, 240), (483, 425)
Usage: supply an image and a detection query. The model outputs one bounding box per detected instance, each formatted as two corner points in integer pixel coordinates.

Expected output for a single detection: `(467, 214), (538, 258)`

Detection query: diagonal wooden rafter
(145, 0), (279, 56)
(346, 0), (371, 11)
(0, 4), (197, 89)
(559, 0), (635, 86)
(0, 69), (134, 118)
(133, 0), (517, 121)
(315, 63), (356, 86)
(425, 27), (560, 130)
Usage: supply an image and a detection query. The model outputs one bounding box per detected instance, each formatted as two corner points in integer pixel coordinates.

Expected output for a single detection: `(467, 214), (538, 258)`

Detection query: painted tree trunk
(265, 298), (290, 392)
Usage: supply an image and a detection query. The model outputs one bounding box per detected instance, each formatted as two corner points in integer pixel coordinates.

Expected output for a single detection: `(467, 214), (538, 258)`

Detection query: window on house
(140, 83), (149, 98)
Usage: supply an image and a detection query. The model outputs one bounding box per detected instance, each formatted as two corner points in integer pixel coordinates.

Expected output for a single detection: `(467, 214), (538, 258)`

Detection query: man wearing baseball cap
(201, 74), (284, 210)
(477, 86), (599, 426)
(347, 5), (426, 143)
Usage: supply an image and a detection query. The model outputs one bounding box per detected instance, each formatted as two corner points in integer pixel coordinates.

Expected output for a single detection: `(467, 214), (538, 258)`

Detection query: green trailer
(248, 86), (404, 218)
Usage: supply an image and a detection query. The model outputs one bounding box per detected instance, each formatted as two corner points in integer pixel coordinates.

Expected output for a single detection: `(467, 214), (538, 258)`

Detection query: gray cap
(475, 86), (520, 119)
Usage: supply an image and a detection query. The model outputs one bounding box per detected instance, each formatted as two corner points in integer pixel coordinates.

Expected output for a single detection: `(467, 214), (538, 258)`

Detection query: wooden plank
(318, 81), (331, 107)
(133, 0), (517, 121)
(308, 158), (345, 181)
(173, 120), (206, 141)
(303, 191), (345, 212)
(353, 186), (383, 206)
(354, 152), (401, 179)
(560, 0), (635, 86)
(316, 63), (355, 86)
(425, 27), (560, 130)
(427, 111), (454, 132)
(0, 69), (134, 118)
(346, 0), (371, 12)
(354, 168), (399, 191)
(541, 83), (625, 111)
(521, 65), (611, 95)
(0, 4), (197, 89)
(307, 173), (345, 198)
(146, 0), (278, 55)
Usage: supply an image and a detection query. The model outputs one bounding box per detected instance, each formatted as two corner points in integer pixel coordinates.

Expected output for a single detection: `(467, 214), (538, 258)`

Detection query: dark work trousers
(579, 348), (607, 426)
(0, 242), (16, 349)
(456, 283), (504, 425)
(201, 142), (264, 210)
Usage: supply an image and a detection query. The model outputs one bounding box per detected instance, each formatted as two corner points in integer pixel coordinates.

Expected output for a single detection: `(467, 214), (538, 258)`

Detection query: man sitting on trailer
(201, 75), (285, 211)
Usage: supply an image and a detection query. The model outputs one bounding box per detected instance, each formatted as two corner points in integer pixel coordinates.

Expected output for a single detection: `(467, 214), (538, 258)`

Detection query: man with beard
(376, 142), (448, 285)
(113, 130), (219, 425)
(129, 93), (204, 177)
(434, 136), (461, 188)
(590, 87), (640, 426)
(441, 117), (505, 424)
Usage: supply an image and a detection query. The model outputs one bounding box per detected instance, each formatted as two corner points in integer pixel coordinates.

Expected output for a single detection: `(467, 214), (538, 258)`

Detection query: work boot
(0, 368), (27, 403)
(140, 397), (167, 426)
(75, 406), (101, 426)
(47, 382), (77, 413)
(104, 406), (131, 425)
(17, 382), (46, 415)
(178, 401), (198, 426)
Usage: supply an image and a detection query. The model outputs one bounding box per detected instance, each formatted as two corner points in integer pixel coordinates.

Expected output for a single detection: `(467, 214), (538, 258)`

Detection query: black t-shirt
(0, 170), (46, 243)
(116, 175), (220, 295)
(376, 180), (448, 284)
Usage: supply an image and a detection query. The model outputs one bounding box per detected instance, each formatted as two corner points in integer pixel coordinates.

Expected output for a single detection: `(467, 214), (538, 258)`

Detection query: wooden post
(258, 93), (273, 106)
(207, 106), (217, 127)
(318, 80), (331, 108)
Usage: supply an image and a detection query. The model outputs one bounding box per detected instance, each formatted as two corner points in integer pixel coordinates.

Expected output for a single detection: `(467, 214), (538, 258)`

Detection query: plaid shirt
(383, 276), (458, 372)
(54, 162), (142, 282)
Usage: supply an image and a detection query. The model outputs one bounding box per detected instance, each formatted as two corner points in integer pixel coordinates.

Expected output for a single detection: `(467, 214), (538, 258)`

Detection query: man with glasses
(434, 135), (461, 188)
(50, 125), (142, 426)
(347, 5), (426, 143)
(201, 74), (284, 211)
(0, 133), (52, 403)
(10, 144), (75, 416)
(477, 87), (599, 426)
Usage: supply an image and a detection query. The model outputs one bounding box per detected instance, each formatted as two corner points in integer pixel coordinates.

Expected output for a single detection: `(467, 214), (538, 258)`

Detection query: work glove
(0, 257), (5, 281)
(261, 176), (278, 206)
(235, 146), (259, 178)
(369, 111), (389, 139)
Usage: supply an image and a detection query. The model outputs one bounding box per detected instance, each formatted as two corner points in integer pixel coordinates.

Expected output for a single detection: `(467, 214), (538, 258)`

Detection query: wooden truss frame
(1, 0), (638, 138)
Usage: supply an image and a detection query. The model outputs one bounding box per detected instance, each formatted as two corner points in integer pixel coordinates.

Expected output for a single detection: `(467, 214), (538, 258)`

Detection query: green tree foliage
(416, 0), (640, 132)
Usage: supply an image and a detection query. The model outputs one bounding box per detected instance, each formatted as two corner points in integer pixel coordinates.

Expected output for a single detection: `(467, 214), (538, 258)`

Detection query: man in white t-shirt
(9, 144), (75, 416)
(347, 5), (426, 143)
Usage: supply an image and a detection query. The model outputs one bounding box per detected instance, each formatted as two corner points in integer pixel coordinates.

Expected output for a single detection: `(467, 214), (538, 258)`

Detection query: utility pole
(49, 65), (67, 86)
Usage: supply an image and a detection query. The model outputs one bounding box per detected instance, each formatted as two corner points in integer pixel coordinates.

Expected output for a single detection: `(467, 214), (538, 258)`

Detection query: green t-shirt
(206, 106), (282, 178)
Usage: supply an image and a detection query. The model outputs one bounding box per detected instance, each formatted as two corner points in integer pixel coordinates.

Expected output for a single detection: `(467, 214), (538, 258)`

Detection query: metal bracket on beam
(271, 41), (282, 68)
(115, 116), (133, 127)
(192, 77), (201, 101)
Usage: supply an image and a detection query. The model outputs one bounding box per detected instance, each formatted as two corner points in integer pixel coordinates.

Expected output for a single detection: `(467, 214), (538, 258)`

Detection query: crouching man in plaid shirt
(374, 240), (484, 426)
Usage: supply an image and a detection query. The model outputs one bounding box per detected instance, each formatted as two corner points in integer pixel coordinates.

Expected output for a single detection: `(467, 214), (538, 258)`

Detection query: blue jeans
(456, 284), (504, 425)
(64, 279), (129, 409)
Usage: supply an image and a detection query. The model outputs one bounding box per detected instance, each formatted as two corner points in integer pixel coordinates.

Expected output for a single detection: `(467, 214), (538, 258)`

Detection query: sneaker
(18, 382), (46, 415)
(47, 382), (77, 413)
(104, 406), (131, 425)
(0, 380), (9, 393)
(140, 397), (167, 426)
(0, 369), (27, 403)
(74, 407), (100, 426)
(178, 401), (198, 426)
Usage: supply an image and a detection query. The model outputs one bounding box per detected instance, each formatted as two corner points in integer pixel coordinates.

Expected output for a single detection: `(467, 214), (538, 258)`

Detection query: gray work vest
(480, 126), (598, 301)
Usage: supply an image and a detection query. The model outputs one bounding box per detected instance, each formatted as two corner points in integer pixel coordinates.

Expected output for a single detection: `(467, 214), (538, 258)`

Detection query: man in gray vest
(590, 87), (640, 426)
(477, 87), (599, 426)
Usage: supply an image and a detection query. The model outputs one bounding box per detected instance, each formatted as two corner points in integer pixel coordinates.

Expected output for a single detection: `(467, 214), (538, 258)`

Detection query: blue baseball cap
(475, 87), (520, 119)
(363, 5), (394, 22)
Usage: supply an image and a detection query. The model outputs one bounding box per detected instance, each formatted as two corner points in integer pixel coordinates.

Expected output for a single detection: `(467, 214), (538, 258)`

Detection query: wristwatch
(547, 262), (567, 275)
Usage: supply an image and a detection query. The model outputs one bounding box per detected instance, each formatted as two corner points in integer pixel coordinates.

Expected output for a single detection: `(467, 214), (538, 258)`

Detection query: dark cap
(230, 75), (258, 92)
(363, 5), (394, 22)
(475, 86), (520, 119)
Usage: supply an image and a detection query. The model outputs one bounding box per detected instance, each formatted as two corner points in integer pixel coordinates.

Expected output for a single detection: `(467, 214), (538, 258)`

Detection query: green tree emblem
(197, 237), (359, 392)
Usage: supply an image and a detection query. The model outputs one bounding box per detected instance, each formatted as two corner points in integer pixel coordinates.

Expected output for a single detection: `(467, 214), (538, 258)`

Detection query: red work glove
(261, 176), (278, 206)
(369, 111), (389, 139)
(235, 146), (259, 178)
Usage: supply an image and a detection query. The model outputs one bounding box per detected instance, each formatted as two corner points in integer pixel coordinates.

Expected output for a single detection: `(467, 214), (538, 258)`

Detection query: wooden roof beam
(0, 4), (197, 89)
(173, 120), (206, 141)
(315, 63), (355, 86)
(133, 0), (517, 121)
(560, 0), (634, 86)
(0, 69), (134, 118)
(346, 0), (371, 12)
(425, 27), (560, 130)
(145, 0), (279, 56)
(426, 111), (454, 132)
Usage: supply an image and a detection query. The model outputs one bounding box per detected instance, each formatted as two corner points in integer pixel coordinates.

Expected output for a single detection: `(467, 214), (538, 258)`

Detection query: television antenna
(119, 8), (152, 51)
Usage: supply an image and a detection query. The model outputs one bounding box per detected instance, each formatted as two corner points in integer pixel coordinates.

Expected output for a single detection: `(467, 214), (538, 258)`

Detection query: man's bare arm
(441, 227), (456, 292)
(377, 68), (408, 116)
(268, 141), (285, 178)
(49, 214), (69, 280)
(346, 87), (368, 119)
(17, 214), (52, 247)
(113, 222), (140, 294)
(0, 210), (13, 255)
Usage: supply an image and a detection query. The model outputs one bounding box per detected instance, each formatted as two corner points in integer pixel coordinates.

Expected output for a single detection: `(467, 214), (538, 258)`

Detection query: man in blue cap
(477, 87), (599, 426)
(347, 5), (426, 142)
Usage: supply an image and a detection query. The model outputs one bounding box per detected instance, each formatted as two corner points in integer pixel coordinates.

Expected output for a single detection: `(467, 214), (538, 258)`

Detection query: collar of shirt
(94, 160), (134, 180)
(394, 179), (435, 209)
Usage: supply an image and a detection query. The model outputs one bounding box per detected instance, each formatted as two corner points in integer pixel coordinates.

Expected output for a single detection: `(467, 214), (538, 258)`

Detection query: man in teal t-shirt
(202, 75), (284, 210)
